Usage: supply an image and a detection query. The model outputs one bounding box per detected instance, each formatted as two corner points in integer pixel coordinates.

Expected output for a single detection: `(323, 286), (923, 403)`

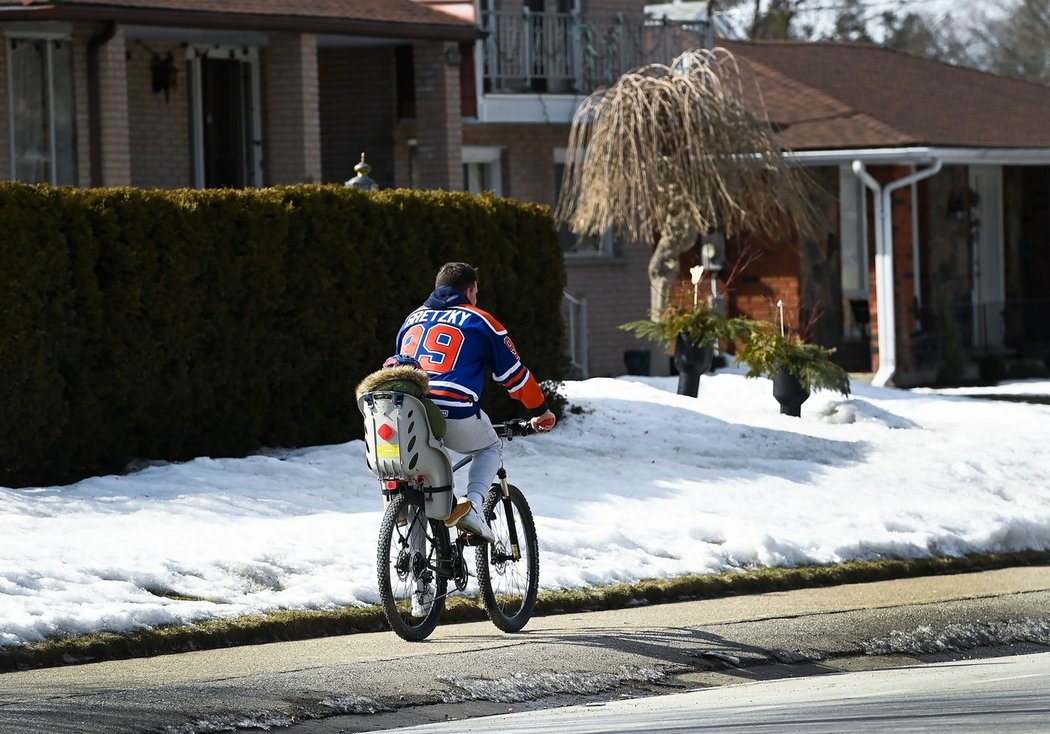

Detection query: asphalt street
(374, 652), (1050, 733)
(0, 566), (1047, 733)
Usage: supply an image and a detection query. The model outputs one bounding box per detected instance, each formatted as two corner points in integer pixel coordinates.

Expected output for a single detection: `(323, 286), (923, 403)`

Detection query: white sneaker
(455, 506), (496, 543)
(411, 585), (434, 618)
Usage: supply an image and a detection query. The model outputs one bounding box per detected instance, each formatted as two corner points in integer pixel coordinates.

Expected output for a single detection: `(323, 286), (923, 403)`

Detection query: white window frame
(187, 44), (263, 188)
(839, 164), (869, 339)
(5, 28), (76, 185)
(462, 145), (503, 196)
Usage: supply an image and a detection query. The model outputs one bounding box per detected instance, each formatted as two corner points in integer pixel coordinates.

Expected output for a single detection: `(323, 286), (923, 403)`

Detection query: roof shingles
(0, 0), (473, 29)
(724, 40), (1050, 150)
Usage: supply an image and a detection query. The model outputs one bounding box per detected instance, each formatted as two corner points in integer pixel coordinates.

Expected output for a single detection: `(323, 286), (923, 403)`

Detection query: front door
(190, 47), (261, 188)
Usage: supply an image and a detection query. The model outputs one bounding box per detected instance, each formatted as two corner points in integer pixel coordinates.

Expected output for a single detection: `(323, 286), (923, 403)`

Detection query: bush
(0, 184), (565, 486)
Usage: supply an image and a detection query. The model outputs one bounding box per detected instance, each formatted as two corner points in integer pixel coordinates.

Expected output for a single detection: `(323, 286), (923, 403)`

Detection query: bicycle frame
(370, 409), (540, 639)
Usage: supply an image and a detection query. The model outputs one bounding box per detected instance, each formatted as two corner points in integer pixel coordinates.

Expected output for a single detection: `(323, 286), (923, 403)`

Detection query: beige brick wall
(126, 40), (191, 188)
(318, 46), (397, 186)
(565, 244), (668, 377)
(98, 25), (131, 186)
(462, 123), (567, 201)
(265, 33), (321, 185)
(414, 41), (462, 190)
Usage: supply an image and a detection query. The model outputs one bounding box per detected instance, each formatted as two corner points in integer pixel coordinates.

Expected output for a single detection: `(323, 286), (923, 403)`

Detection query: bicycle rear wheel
(377, 491), (450, 641)
(475, 483), (539, 632)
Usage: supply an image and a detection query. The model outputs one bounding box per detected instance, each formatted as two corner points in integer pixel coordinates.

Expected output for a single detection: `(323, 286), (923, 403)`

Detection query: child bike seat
(359, 391), (454, 492)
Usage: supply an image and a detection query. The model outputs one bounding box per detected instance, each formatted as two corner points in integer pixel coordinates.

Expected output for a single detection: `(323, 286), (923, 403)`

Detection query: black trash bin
(624, 349), (651, 376)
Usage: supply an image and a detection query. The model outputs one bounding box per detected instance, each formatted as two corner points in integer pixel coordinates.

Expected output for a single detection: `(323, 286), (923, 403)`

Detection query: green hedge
(0, 183), (565, 487)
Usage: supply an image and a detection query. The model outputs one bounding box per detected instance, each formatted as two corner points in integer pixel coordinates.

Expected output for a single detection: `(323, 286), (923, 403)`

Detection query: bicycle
(359, 390), (540, 641)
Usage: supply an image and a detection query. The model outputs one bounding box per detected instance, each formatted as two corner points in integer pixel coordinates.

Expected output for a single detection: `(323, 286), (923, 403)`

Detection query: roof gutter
(0, 5), (482, 42)
(791, 146), (1050, 167)
(851, 158), (943, 388)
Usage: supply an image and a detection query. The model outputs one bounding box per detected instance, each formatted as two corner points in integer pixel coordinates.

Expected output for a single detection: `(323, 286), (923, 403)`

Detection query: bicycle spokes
(378, 493), (451, 640)
(476, 484), (539, 633)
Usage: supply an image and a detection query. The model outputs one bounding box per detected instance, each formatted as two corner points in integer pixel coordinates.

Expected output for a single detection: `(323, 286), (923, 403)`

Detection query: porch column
(413, 41), (462, 191)
(266, 33), (322, 184)
(94, 24), (131, 186)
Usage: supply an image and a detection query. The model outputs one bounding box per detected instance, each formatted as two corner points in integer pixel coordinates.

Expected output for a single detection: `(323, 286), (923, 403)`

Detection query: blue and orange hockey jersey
(395, 286), (549, 420)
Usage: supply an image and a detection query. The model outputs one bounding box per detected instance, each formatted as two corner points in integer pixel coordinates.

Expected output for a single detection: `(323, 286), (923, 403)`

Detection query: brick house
(0, 0), (478, 190)
(5, 1), (1048, 386)
(423, 6), (1050, 386)
(718, 41), (1050, 386)
(0, 0), (700, 383)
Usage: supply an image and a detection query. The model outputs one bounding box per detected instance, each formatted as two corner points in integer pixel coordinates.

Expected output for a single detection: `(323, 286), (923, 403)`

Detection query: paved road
(375, 652), (1050, 733)
(0, 567), (1048, 733)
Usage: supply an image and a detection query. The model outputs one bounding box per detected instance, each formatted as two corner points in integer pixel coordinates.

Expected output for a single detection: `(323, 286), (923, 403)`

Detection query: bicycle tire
(377, 491), (451, 641)
(475, 483), (540, 633)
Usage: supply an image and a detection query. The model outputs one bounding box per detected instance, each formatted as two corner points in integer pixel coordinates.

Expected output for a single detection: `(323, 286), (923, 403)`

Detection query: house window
(839, 165), (869, 338)
(7, 36), (77, 185)
(554, 148), (614, 257)
(463, 146), (502, 196)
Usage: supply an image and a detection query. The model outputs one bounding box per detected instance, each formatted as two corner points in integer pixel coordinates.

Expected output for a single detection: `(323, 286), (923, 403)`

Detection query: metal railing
(562, 291), (589, 379)
(480, 9), (710, 95)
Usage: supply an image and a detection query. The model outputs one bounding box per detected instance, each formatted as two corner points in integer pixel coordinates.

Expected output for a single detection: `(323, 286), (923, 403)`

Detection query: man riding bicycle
(395, 262), (555, 542)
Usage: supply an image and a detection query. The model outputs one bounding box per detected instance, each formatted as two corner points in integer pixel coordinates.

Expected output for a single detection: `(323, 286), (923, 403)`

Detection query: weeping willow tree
(555, 47), (818, 319)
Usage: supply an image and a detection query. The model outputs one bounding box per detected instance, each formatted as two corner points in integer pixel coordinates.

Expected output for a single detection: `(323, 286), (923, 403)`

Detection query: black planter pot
(772, 366), (809, 417)
(673, 333), (714, 397)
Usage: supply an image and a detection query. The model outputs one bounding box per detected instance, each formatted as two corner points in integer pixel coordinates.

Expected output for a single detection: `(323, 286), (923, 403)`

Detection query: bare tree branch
(555, 47), (818, 316)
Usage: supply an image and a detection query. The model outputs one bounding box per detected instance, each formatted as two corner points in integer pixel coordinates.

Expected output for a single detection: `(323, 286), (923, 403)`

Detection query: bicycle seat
(359, 391), (455, 504)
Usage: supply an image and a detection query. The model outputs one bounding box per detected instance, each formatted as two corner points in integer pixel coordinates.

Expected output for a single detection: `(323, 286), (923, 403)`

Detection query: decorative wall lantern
(151, 52), (179, 102)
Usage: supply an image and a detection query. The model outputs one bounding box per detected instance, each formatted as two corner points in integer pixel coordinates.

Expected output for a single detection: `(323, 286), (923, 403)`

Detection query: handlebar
(492, 420), (534, 440)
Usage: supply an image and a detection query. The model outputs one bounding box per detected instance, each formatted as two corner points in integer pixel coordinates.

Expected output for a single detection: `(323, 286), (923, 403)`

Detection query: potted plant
(622, 302), (753, 397)
(734, 324), (851, 416)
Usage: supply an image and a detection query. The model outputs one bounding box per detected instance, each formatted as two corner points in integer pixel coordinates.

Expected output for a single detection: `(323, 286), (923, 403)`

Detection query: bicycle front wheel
(377, 491), (451, 641)
(475, 483), (539, 633)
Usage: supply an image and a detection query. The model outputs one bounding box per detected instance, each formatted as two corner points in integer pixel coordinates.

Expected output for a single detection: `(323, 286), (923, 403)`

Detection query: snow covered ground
(2, 370), (1049, 648)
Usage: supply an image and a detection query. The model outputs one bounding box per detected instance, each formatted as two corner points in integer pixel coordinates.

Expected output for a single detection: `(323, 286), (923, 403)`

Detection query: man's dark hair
(435, 262), (478, 291)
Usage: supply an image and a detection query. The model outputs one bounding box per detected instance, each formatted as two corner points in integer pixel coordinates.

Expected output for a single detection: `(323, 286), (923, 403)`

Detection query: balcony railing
(479, 9), (710, 95)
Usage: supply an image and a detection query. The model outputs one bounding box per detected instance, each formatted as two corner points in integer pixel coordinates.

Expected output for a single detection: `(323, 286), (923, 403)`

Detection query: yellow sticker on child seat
(377, 444), (400, 459)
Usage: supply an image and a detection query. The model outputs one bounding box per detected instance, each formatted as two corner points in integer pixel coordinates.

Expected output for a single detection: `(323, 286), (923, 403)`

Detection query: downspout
(851, 158), (943, 388)
(87, 21), (116, 187)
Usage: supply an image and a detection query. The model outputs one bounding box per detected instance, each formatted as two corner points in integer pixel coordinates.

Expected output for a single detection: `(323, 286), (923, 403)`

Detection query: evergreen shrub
(0, 183), (565, 486)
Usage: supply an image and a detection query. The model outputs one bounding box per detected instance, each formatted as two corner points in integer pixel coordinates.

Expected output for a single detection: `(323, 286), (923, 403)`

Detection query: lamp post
(345, 153), (377, 190)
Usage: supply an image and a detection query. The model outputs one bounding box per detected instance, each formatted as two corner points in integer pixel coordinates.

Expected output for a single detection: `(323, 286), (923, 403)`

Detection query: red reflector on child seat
(384, 480), (400, 490)
(377, 424), (395, 441)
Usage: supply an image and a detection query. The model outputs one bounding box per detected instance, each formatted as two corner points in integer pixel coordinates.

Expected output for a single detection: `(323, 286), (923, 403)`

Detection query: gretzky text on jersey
(395, 304), (547, 420)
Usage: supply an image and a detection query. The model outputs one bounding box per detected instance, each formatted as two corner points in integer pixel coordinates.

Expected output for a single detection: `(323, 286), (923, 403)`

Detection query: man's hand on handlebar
(530, 410), (556, 433)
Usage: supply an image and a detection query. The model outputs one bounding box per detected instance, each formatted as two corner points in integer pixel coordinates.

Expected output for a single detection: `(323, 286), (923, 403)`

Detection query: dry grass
(3, 551), (1046, 672)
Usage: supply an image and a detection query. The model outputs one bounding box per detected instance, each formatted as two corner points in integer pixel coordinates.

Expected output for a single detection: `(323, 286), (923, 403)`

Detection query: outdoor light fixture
(700, 232), (725, 271)
(151, 52), (178, 102)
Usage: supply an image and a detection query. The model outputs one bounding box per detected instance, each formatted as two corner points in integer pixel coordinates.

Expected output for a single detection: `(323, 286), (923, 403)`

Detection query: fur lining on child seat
(356, 364), (446, 439)
(355, 365), (430, 398)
